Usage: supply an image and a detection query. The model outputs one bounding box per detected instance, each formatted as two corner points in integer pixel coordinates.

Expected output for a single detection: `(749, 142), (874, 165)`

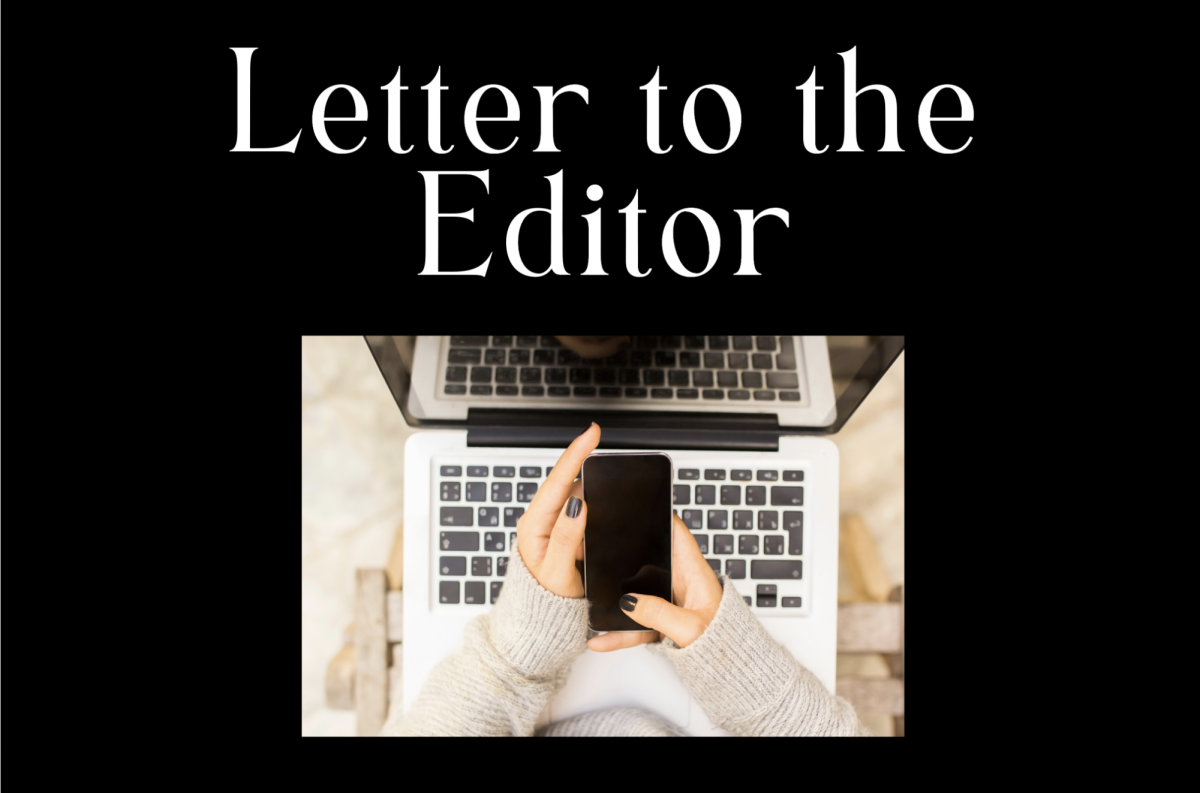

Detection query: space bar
(751, 560), (803, 579)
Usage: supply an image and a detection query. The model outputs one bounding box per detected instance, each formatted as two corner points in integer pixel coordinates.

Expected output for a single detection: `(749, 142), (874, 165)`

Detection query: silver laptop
(367, 335), (903, 735)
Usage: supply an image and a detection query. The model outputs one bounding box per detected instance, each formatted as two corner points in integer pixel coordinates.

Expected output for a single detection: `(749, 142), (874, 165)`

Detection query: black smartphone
(581, 452), (673, 632)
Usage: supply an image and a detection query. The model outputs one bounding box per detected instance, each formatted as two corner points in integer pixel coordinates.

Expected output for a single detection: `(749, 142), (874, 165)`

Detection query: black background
(191, 20), (1005, 329)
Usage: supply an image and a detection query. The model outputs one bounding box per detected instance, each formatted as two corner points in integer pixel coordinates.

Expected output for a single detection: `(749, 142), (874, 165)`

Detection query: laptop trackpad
(550, 644), (691, 729)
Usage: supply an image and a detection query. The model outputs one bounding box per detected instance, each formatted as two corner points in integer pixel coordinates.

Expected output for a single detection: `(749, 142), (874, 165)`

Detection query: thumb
(618, 593), (708, 649)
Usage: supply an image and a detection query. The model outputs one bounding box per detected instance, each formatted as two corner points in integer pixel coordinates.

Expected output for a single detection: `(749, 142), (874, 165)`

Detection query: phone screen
(582, 453), (673, 631)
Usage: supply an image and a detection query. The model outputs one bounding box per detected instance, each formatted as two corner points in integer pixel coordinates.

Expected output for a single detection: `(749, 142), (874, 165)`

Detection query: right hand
(587, 513), (724, 651)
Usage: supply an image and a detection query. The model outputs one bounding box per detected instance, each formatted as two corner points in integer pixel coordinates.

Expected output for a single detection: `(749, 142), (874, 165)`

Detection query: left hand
(516, 423), (601, 598)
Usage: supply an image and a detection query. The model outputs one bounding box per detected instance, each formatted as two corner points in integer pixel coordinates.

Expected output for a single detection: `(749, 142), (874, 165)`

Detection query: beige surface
(300, 337), (904, 736)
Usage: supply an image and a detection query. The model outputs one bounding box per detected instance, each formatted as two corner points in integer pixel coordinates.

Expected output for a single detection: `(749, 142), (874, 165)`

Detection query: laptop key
(726, 559), (746, 579)
(520, 467), (541, 478)
(704, 469), (726, 481)
(764, 536), (784, 554)
(729, 390), (750, 400)
(708, 510), (728, 530)
(732, 336), (754, 350)
(470, 367), (492, 384)
(497, 385), (518, 397)
(751, 560), (803, 580)
(752, 354), (773, 370)
(742, 371), (763, 389)
(469, 466), (488, 477)
(717, 371), (738, 387)
(466, 482), (487, 502)
(669, 369), (689, 386)
(745, 486), (766, 505)
(695, 485), (716, 505)
(519, 367), (541, 384)
(492, 336), (513, 347)
(780, 391), (801, 401)
(733, 510), (754, 530)
(508, 349), (530, 366)
(728, 353), (749, 369)
(784, 514), (803, 554)
(643, 369), (666, 386)
(522, 386), (545, 397)
(655, 351), (677, 367)
(702, 389), (724, 399)
(600, 387), (621, 397)
(757, 584), (777, 596)
(517, 483), (538, 502)
(713, 535), (733, 554)
(756, 336), (777, 352)
(625, 387), (647, 398)
(594, 368), (616, 385)
(496, 367), (517, 384)
(440, 530), (478, 549)
(510, 532), (518, 549)
(739, 536), (759, 554)
(446, 366), (468, 382)
(636, 336), (658, 349)
(440, 509), (473, 528)
(731, 470), (752, 481)
(708, 336), (729, 350)
(558, 349), (581, 365)
(546, 368), (566, 384)
(472, 557), (492, 576)
(753, 390), (776, 401)
(692, 533), (709, 553)
(574, 386), (597, 397)
(569, 367), (591, 384)
(470, 385), (493, 396)
(503, 507), (524, 527)
(440, 556), (466, 575)
(692, 370), (714, 387)
(677, 389), (699, 399)
(465, 582), (486, 604)
(631, 350), (653, 366)
(776, 336), (798, 370)
(767, 372), (799, 389)
(744, 596), (753, 605)
(444, 385), (467, 395)
(478, 507), (499, 526)
(517, 336), (538, 347)
(756, 470), (778, 481)
(498, 557), (509, 576)
(757, 595), (777, 608)
(451, 336), (488, 346)
(680, 352), (701, 368)
(783, 470), (804, 481)
(673, 485), (691, 505)
(771, 486), (804, 506)
(491, 582), (504, 603)
(678, 469), (700, 480)
(660, 336), (682, 349)
(440, 581), (460, 604)
(548, 386), (571, 397)
(720, 485), (740, 505)
(782, 597), (802, 608)
(448, 348), (482, 364)
(440, 466), (462, 477)
(485, 349), (506, 364)
(706, 559), (721, 573)
(651, 388), (673, 399)
(758, 511), (779, 530)
(541, 336), (562, 347)
(681, 510), (703, 530)
(440, 482), (461, 501)
(703, 352), (724, 368)
(619, 368), (640, 385)
(534, 349), (555, 365)
(485, 532), (505, 551)
(491, 482), (513, 502)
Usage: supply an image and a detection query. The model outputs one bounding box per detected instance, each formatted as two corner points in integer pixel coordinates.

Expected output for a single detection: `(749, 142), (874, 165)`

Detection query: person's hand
(587, 513), (724, 651)
(515, 422), (601, 598)
(554, 336), (631, 359)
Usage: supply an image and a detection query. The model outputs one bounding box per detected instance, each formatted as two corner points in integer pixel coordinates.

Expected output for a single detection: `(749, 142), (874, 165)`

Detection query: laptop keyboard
(440, 336), (804, 403)
(432, 456), (810, 616)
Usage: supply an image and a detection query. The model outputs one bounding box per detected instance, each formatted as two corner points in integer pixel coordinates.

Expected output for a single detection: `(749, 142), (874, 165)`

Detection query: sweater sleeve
(381, 551), (589, 736)
(646, 576), (869, 736)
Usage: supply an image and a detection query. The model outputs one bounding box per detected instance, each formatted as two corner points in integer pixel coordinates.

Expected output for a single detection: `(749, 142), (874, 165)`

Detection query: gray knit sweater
(382, 551), (868, 736)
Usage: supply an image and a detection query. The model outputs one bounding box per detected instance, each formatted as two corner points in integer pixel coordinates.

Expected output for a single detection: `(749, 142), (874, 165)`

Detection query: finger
(543, 484), (587, 573)
(525, 423), (600, 526)
(555, 336), (631, 359)
(617, 593), (708, 649)
(671, 513), (723, 610)
(587, 630), (660, 653)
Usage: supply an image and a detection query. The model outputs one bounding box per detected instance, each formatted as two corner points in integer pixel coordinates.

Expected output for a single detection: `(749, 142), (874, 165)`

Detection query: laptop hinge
(465, 409), (780, 452)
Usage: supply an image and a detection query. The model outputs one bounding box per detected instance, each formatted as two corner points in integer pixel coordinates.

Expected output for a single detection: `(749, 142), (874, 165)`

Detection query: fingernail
(566, 496), (582, 519)
(620, 595), (638, 612)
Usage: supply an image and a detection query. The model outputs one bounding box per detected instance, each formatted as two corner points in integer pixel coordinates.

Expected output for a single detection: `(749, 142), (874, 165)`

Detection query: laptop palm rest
(550, 644), (691, 728)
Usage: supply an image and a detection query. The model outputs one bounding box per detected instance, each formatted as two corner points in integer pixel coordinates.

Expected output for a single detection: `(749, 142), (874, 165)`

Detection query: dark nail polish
(619, 595), (637, 612)
(566, 496), (582, 519)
